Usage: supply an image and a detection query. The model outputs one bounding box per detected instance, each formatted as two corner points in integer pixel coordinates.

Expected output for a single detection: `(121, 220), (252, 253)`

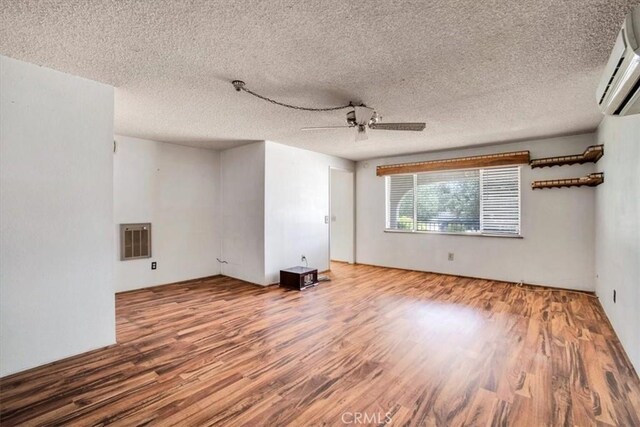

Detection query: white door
(330, 169), (354, 263)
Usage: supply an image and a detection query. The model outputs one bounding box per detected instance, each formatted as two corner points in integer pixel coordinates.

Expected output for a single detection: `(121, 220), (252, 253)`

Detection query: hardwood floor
(1, 263), (639, 426)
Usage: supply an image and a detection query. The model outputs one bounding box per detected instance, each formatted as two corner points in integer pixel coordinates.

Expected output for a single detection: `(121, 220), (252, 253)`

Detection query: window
(386, 166), (520, 236)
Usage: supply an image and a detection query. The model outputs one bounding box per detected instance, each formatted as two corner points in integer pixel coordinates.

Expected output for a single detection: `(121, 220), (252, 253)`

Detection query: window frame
(384, 165), (522, 238)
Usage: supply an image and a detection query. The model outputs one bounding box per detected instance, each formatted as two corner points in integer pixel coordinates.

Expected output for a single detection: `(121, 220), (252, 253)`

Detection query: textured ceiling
(0, 1), (637, 160)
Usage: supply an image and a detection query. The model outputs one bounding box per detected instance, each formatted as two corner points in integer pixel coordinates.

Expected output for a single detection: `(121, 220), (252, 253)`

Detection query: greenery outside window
(385, 166), (521, 236)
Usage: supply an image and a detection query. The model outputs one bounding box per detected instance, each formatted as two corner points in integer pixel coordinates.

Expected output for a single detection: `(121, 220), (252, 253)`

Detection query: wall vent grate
(120, 223), (152, 260)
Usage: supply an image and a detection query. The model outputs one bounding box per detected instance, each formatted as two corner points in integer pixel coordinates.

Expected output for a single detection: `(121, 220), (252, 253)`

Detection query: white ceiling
(0, 1), (636, 160)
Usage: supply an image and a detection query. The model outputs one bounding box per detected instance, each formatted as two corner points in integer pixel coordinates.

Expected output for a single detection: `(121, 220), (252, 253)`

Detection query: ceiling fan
(301, 105), (426, 141)
(231, 80), (426, 141)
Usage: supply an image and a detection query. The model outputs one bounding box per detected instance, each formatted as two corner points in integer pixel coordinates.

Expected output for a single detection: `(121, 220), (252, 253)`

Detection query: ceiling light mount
(232, 80), (246, 92)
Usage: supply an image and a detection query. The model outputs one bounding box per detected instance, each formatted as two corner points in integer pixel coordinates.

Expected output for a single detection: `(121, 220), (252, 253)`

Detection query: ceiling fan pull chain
(232, 80), (354, 112)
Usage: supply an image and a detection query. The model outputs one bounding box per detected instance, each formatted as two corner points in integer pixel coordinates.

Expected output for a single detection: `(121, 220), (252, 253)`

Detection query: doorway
(329, 168), (355, 264)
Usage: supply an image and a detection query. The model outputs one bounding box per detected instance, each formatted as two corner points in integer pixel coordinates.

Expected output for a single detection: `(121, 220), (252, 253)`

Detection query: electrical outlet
(151, 261), (157, 270)
(613, 289), (616, 303)
(448, 253), (454, 261)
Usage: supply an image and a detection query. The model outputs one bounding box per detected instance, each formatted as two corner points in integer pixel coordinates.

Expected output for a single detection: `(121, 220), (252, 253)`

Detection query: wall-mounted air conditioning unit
(596, 5), (640, 116)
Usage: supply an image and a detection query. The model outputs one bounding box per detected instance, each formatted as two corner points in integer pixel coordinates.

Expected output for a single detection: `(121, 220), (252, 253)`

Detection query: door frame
(328, 166), (356, 267)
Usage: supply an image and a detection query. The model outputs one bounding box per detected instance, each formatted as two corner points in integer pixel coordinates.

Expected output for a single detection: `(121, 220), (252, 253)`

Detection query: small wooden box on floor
(280, 266), (318, 290)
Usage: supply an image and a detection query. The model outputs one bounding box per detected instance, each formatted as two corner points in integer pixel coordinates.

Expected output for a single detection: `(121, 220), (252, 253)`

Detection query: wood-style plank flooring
(1, 263), (639, 426)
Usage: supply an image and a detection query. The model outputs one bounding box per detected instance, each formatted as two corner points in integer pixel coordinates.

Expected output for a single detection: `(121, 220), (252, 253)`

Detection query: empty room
(1, 1), (639, 425)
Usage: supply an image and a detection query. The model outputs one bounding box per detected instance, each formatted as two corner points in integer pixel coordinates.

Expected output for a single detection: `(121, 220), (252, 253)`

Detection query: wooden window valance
(376, 151), (530, 176)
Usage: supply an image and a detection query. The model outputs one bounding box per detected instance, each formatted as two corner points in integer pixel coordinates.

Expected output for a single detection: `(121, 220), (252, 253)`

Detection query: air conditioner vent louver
(614, 75), (640, 115)
(598, 55), (625, 105)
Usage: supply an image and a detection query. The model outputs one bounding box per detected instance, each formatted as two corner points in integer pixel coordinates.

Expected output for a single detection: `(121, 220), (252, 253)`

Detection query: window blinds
(386, 175), (414, 230)
(480, 167), (520, 235)
(386, 166), (520, 236)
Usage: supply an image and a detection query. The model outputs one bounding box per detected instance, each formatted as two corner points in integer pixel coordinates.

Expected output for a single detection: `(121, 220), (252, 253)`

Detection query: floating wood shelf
(529, 145), (604, 168)
(531, 173), (604, 190)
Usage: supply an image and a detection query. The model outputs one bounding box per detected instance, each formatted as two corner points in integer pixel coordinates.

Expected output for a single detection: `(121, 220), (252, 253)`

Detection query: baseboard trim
(351, 262), (596, 295)
(0, 343), (118, 380)
(116, 274), (223, 295)
(115, 266), (594, 296)
(595, 298), (640, 381)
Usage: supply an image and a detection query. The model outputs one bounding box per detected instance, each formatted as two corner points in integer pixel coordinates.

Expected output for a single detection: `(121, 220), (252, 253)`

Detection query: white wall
(330, 169), (355, 263)
(264, 141), (354, 284)
(220, 142), (266, 285)
(356, 134), (597, 290)
(113, 135), (220, 292)
(0, 55), (115, 376)
(595, 115), (640, 373)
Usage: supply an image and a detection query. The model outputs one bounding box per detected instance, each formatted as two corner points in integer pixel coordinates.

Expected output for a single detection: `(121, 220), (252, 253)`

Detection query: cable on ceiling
(232, 80), (356, 112)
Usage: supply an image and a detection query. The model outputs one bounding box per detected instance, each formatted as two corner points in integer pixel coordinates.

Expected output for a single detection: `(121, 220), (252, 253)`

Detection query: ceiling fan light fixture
(355, 126), (368, 141)
(346, 110), (357, 127)
(230, 80), (425, 140)
(370, 111), (381, 125)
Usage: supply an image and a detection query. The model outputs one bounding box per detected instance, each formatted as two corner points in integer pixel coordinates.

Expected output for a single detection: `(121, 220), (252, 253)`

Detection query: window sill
(384, 229), (523, 239)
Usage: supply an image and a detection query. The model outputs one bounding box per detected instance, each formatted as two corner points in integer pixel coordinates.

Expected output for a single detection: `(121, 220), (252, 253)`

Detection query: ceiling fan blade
(301, 126), (353, 131)
(369, 122), (426, 131)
